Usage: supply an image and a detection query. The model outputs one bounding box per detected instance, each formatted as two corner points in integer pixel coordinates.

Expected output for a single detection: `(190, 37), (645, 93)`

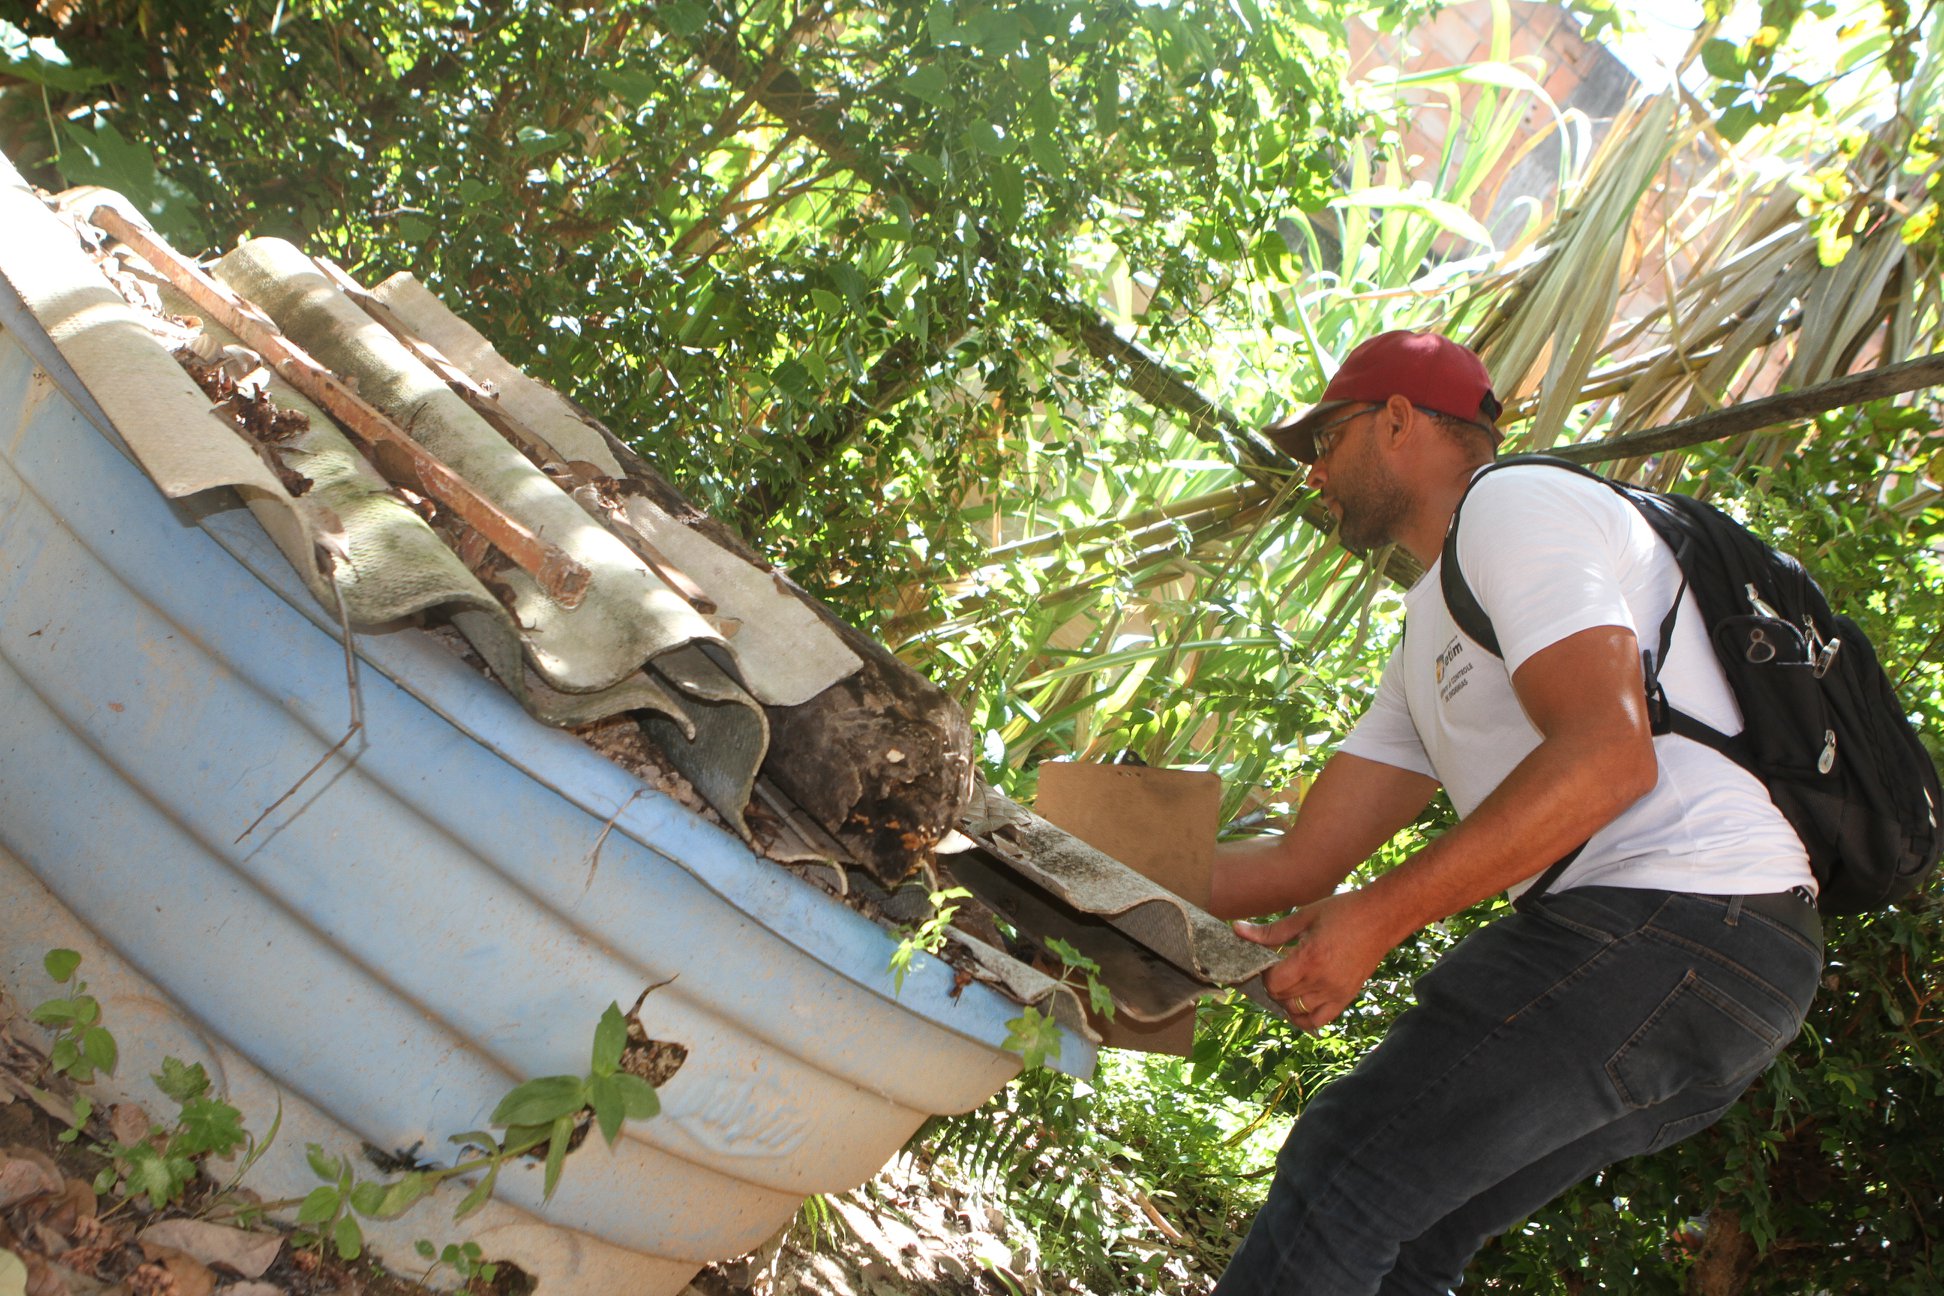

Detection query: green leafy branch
(30, 949), (115, 1084)
(104, 1057), (267, 1214)
(296, 1002), (662, 1260)
(1043, 937), (1115, 1022)
(997, 939), (1113, 1075)
(484, 1000), (664, 1196)
(1001, 1006), (1063, 1073)
(888, 885), (973, 992)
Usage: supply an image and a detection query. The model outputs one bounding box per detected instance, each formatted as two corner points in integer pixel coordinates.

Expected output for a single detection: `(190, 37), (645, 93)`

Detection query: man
(1209, 331), (1823, 1294)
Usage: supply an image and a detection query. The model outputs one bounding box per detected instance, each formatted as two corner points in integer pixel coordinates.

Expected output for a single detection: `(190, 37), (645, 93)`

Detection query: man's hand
(1235, 890), (1406, 1030)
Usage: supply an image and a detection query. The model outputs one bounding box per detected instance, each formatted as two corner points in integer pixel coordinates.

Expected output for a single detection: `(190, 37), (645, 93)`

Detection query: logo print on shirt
(1436, 636), (1473, 703)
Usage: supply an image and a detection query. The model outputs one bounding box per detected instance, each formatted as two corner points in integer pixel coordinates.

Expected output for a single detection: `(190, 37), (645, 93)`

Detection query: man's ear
(1381, 393), (1416, 445)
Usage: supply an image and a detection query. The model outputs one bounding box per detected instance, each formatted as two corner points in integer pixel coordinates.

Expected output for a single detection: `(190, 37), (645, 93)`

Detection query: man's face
(1305, 405), (1409, 553)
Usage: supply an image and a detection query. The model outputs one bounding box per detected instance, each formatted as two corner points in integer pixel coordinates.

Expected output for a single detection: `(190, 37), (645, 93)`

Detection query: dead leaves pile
(173, 338), (315, 501)
(1, 1008), (286, 1296)
(0, 1142), (285, 1296)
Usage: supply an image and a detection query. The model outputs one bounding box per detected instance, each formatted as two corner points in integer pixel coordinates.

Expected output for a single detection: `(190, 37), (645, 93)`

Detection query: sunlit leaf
(1330, 187), (1495, 250)
(492, 1076), (588, 1127)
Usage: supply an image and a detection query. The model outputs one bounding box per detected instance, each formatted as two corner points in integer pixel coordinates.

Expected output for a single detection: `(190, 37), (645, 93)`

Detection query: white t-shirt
(1341, 463), (1813, 898)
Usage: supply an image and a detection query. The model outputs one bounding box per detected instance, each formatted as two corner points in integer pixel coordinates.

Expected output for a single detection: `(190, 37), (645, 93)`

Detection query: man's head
(1263, 331), (1502, 465)
(1264, 333), (1504, 560)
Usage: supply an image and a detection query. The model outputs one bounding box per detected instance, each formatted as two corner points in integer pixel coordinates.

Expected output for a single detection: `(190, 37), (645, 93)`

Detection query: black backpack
(1442, 455), (1942, 915)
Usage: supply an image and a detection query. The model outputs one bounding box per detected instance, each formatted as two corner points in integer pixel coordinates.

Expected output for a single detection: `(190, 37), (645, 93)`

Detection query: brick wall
(1346, 1), (1640, 244)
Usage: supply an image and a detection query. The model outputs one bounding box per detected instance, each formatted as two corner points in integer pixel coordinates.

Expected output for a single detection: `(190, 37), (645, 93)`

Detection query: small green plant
(1001, 1005), (1062, 1071)
(415, 1237), (500, 1286)
(30, 953), (270, 1204)
(104, 1056), (257, 1210)
(790, 1192), (841, 1254)
(1043, 937), (1114, 1021)
(294, 1145), (387, 1261)
(298, 1000), (662, 1260)
(990, 940), (1107, 1074)
(28, 951), (664, 1270)
(30, 949), (115, 1083)
(887, 886), (972, 992)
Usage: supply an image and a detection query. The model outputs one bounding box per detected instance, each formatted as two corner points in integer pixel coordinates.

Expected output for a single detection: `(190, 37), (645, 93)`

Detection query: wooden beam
(1552, 351), (1944, 465)
(311, 257), (717, 613)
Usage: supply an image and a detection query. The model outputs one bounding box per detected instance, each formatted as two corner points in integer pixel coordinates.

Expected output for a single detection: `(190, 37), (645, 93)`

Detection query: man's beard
(1334, 461), (1410, 553)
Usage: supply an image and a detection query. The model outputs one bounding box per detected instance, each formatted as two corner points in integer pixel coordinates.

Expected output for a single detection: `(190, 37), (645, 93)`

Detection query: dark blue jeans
(1215, 887), (1823, 1295)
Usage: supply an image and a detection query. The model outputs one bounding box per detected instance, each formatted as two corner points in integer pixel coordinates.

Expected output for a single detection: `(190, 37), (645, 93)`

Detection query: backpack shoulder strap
(1439, 455), (1611, 659)
(1440, 455), (1747, 760)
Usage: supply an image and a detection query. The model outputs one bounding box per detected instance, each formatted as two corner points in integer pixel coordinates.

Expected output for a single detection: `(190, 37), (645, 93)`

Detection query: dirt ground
(683, 1154), (1060, 1296)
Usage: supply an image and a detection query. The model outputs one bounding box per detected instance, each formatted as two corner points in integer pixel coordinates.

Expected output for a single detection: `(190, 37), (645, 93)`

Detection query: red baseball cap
(1264, 331), (1502, 462)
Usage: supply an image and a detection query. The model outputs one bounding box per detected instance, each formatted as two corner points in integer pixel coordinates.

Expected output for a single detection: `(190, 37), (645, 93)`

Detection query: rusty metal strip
(85, 205), (592, 609)
(310, 257), (718, 614)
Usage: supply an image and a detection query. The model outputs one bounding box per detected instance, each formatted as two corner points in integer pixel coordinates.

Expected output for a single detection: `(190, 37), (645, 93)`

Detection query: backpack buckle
(1814, 637), (1842, 678)
(1642, 650), (1672, 735)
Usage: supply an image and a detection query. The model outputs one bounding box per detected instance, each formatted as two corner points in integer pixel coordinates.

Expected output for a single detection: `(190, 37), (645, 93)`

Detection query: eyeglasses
(1309, 406), (1373, 462)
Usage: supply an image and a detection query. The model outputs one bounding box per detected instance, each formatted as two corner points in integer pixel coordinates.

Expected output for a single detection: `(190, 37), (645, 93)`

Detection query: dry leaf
(14, 1086), (73, 1128)
(139, 1221), (281, 1280)
(37, 1261), (111, 1296)
(26, 1178), (97, 1234)
(0, 1150), (58, 1177)
(136, 1243), (217, 1296)
(0, 1154), (61, 1210)
(107, 1102), (153, 1147)
(21, 1251), (62, 1296)
(215, 1283), (286, 1296)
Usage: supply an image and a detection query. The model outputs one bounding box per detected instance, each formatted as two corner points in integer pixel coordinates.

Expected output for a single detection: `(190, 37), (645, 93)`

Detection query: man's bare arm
(1240, 625), (1659, 1026)
(1209, 754), (1439, 920)
(1358, 624), (1659, 935)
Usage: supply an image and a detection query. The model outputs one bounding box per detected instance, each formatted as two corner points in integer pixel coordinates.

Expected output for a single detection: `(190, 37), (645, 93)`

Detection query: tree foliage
(0, 0), (1399, 587)
(4, 1), (1941, 1293)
